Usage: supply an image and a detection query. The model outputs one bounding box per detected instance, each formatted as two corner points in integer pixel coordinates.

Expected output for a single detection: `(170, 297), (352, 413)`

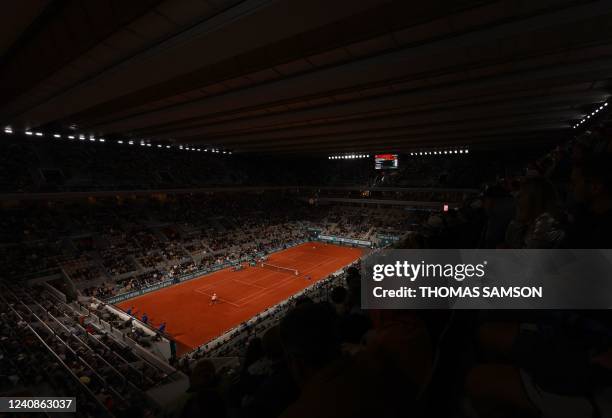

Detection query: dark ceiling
(1, 0), (612, 154)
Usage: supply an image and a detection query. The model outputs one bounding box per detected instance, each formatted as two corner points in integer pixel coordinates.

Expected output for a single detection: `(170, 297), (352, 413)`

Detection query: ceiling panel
(0, 0), (611, 154)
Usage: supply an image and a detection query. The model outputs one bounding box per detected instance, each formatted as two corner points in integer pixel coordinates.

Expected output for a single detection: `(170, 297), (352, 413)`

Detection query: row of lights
(409, 148), (469, 156)
(3, 127), (231, 154)
(572, 102), (608, 129)
(328, 154), (370, 160)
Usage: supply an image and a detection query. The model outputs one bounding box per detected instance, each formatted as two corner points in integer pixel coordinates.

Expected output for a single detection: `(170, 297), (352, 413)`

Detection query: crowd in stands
(153, 263), (433, 418)
(397, 131), (612, 250)
(0, 280), (177, 417)
(1, 125), (611, 417)
(153, 131), (610, 418)
(1, 193), (413, 300)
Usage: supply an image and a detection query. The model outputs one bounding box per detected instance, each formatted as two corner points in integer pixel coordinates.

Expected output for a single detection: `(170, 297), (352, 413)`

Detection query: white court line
(194, 288), (242, 308)
(195, 268), (280, 305)
(235, 257), (341, 306)
(232, 272), (298, 304)
(195, 268), (277, 293)
(195, 244), (357, 308)
(231, 278), (266, 289)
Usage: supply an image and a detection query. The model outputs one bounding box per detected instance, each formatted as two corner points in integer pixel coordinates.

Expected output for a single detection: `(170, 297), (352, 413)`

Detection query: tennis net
(261, 262), (299, 276)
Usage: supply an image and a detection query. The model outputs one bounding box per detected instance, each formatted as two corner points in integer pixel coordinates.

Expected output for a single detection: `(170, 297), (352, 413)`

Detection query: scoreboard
(374, 154), (399, 169)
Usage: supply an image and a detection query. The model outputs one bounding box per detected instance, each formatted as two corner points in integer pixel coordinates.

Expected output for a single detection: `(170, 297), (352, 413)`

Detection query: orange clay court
(117, 242), (363, 355)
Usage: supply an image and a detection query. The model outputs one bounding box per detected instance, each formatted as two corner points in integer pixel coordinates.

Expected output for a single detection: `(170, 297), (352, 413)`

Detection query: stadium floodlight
(147, 143), (152, 147)
(99, 138), (105, 143)
(68, 135), (75, 139)
(89, 136), (96, 141)
(166, 145), (171, 149)
(53, 134), (61, 138)
(465, 149), (469, 154)
(118, 140), (123, 144)
(25, 131), (33, 135)
(4, 127), (13, 134)
(78, 135), (85, 140)
(35, 132), (43, 136)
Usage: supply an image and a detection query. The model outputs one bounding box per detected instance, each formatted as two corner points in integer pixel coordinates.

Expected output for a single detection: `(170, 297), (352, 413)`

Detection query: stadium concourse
(117, 242), (363, 354)
(2, 1), (612, 418)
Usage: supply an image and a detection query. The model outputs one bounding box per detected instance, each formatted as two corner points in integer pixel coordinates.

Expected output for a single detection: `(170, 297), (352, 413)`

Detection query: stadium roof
(1, 0), (612, 154)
